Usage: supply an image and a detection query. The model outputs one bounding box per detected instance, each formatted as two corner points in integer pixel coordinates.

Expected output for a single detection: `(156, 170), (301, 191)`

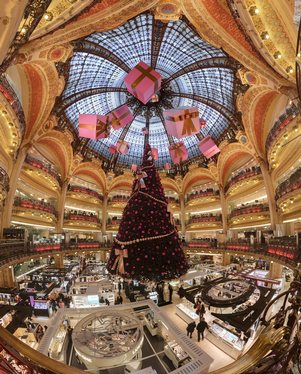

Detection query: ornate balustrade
(68, 185), (102, 200)
(225, 166), (262, 193)
(64, 212), (100, 224)
(25, 155), (62, 184)
(109, 196), (129, 203)
(166, 196), (179, 204)
(275, 167), (301, 200)
(265, 106), (299, 153)
(0, 167), (9, 193)
(188, 214), (222, 224)
(187, 189), (219, 202)
(14, 197), (57, 216)
(229, 204), (269, 219)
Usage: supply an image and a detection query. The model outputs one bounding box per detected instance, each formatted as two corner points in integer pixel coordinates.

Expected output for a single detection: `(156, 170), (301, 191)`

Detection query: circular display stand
(73, 310), (144, 369)
(202, 279), (256, 307)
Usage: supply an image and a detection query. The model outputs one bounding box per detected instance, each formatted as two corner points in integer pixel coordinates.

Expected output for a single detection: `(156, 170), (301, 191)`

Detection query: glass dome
(61, 13), (239, 168)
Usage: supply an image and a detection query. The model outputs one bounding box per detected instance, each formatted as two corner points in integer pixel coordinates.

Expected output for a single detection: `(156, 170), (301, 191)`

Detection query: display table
(206, 319), (245, 359)
(48, 326), (68, 361)
(164, 340), (190, 368)
(176, 302), (199, 324)
(13, 328), (38, 350)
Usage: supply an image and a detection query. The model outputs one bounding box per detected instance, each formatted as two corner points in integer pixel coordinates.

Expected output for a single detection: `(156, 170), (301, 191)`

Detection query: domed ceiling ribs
(61, 12), (240, 171)
(151, 19), (168, 69)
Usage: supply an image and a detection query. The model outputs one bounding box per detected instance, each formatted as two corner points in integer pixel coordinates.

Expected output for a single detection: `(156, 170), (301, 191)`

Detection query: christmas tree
(107, 144), (189, 281)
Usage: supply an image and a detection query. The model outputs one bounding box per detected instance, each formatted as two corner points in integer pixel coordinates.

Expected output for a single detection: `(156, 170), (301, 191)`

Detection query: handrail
(0, 325), (86, 374)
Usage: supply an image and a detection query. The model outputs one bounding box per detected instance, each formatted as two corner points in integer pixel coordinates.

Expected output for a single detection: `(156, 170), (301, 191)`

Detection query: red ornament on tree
(107, 144), (188, 281)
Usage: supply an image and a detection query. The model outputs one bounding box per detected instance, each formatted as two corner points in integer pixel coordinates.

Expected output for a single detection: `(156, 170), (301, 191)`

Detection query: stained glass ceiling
(61, 12), (240, 169)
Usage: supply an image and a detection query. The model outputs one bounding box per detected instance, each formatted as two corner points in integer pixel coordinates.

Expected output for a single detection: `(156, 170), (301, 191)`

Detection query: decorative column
(269, 261), (283, 279)
(54, 253), (64, 269)
(179, 193), (186, 237)
(56, 178), (69, 233)
(218, 185), (228, 234)
(102, 192), (108, 237)
(257, 158), (280, 231)
(1, 143), (31, 235)
(222, 253), (231, 266)
(0, 267), (15, 288)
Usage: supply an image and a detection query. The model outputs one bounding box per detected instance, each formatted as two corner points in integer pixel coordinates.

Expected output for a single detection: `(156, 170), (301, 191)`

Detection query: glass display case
(176, 299), (199, 323)
(207, 319), (245, 359)
(48, 326), (67, 361)
(164, 340), (190, 368)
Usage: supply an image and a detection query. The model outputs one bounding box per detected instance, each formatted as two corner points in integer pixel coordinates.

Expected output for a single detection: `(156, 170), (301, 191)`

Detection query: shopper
(186, 321), (196, 338)
(168, 283), (173, 302)
(178, 285), (185, 299)
(196, 318), (208, 342)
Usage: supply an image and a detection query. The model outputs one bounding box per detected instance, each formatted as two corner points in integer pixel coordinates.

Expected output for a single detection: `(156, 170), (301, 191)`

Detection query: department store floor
(31, 277), (289, 374)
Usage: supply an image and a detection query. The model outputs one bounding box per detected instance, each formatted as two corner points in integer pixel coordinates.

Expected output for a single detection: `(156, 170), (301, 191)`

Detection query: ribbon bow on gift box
(131, 65), (159, 94)
(166, 109), (198, 136)
(96, 117), (110, 137)
(136, 170), (148, 189)
(171, 143), (185, 162)
(111, 110), (130, 129)
(111, 248), (128, 274)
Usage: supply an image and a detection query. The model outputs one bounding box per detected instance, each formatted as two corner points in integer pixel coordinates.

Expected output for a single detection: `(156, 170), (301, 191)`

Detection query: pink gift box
(109, 105), (134, 130)
(163, 107), (199, 138)
(116, 140), (129, 155)
(164, 163), (171, 170)
(131, 164), (137, 172)
(151, 148), (158, 160)
(124, 61), (162, 104)
(200, 118), (206, 129)
(109, 145), (117, 154)
(169, 142), (188, 164)
(198, 136), (220, 159)
(79, 114), (110, 140)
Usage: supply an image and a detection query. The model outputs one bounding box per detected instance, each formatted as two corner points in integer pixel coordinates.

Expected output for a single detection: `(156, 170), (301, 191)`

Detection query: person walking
(168, 283), (173, 303)
(186, 321), (196, 338)
(197, 317), (208, 342)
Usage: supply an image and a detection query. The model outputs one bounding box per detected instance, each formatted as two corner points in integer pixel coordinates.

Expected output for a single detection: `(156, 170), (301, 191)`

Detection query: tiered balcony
(186, 214), (222, 230)
(229, 204), (270, 226)
(276, 168), (301, 213)
(13, 197), (57, 225)
(0, 167), (9, 201)
(225, 166), (262, 196)
(186, 189), (220, 207)
(166, 196), (179, 207)
(267, 237), (297, 260)
(108, 195), (130, 209)
(187, 239), (216, 248)
(107, 217), (122, 230)
(64, 211), (101, 229)
(68, 185), (103, 201)
(24, 155), (61, 186)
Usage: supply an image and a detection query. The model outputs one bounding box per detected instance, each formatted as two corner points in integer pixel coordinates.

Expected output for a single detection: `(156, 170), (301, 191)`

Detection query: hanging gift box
(79, 114), (110, 140)
(151, 148), (158, 160)
(109, 145), (117, 154)
(116, 140), (129, 155)
(198, 136), (220, 159)
(124, 61), (162, 104)
(131, 164), (137, 172)
(200, 118), (206, 129)
(163, 107), (199, 138)
(164, 163), (171, 170)
(109, 105), (134, 130)
(169, 142), (188, 164)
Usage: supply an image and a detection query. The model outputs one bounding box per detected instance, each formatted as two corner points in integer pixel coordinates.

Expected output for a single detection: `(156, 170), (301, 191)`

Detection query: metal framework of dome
(59, 12), (242, 171)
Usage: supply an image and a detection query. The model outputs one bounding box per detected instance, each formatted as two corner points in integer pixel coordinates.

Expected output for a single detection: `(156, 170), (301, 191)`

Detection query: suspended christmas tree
(107, 144), (188, 281)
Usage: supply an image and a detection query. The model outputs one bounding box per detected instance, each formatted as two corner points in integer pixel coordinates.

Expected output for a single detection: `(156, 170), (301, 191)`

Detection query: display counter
(206, 319), (245, 359)
(13, 328), (38, 350)
(0, 343), (31, 373)
(0, 311), (13, 327)
(176, 299), (199, 324)
(144, 313), (158, 336)
(164, 340), (190, 368)
(48, 326), (68, 361)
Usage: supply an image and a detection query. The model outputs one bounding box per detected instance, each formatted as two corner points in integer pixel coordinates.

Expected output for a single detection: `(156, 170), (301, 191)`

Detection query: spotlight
(20, 25), (29, 35)
(273, 51), (281, 59)
(260, 32), (269, 40)
(249, 6), (259, 16)
(286, 66), (293, 73)
(43, 12), (53, 21)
